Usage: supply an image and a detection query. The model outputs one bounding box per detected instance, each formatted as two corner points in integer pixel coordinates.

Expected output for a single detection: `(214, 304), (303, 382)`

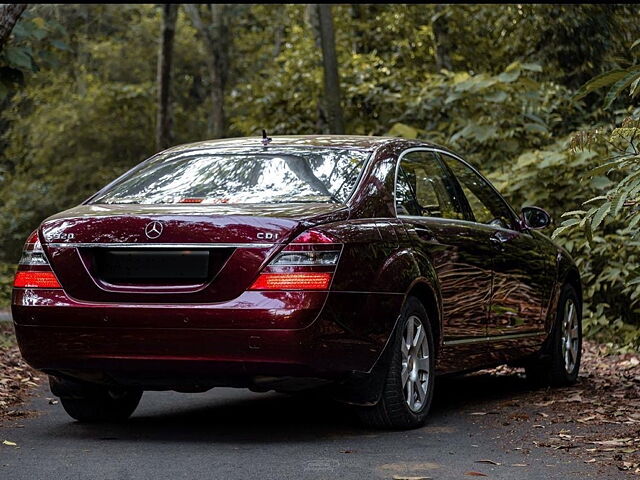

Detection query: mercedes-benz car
(11, 135), (582, 429)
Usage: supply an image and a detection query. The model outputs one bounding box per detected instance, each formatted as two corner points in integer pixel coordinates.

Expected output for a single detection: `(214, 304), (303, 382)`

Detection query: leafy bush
(0, 263), (16, 307)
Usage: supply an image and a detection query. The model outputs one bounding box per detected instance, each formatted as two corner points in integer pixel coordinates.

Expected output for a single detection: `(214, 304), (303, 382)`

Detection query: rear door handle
(412, 225), (437, 243)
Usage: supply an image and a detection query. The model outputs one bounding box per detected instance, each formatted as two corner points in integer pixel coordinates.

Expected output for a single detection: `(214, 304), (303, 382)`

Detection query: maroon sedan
(12, 136), (581, 429)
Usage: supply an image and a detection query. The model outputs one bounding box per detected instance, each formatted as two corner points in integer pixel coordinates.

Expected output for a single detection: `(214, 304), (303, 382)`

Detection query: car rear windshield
(90, 147), (370, 205)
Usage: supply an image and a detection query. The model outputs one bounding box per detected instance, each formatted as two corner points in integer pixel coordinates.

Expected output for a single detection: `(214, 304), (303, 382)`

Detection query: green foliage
(0, 9), (68, 100)
(558, 223), (640, 352)
(574, 66), (640, 109)
(551, 47), (640, 349)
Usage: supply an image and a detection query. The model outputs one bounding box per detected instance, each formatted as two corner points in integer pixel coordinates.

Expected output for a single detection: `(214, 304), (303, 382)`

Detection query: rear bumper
(12, 288), (404, 389)
(14, 323), (326, 389)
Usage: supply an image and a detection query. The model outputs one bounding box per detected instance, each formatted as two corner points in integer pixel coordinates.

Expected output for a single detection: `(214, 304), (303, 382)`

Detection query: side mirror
(521, 206), (552, 230)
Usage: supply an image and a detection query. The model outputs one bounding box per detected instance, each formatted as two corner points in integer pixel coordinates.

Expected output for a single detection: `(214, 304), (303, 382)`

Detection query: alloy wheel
(401, 315), (431, 412)
(561, 299), (579, 374)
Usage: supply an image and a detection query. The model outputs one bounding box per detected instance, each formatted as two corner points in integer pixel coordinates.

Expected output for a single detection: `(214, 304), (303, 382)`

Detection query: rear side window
(396, 150), (465, 219)
(441, 154), (516, 229)
(91, 147), (370, 205)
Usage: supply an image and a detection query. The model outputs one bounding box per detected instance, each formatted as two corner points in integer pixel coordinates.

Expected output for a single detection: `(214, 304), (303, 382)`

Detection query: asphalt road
(0, 373), (622, 480)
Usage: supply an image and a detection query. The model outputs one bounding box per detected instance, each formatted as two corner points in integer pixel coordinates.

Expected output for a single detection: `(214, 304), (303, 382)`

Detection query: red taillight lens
(26, 230), (38, 244)
(249, 272), (332, 291)
(14, 271), (61, 289)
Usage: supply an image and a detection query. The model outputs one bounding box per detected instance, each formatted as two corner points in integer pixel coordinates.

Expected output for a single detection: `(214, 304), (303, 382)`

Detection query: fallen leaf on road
(464, 472), (488, 477)
(511, 464), (528, 467)
(591, 438), (632, 447)
(475, 460), (500, 466)
(563, 393), (584, 403)
(392, 476), (431, 480)
(577, 415), (596, 423)
(2, 440), (17, 447)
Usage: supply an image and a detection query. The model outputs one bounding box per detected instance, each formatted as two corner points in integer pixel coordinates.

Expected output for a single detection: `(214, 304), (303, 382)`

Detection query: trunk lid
(40, 203), (346, 303)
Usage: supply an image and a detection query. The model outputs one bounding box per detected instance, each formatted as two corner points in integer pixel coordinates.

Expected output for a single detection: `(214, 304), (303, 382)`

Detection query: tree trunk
(156, 4), (177, 151)
(0, 4), (27, 52)
(432, 5), (452, 71)
(316, 4), (344, 134)
(185, 4), (229, 139)
(305, 5), (328, 133)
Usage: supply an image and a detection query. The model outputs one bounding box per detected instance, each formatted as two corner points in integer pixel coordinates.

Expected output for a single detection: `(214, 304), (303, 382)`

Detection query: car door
(395, 149), (496, 372)
(439, 152), (551, 359)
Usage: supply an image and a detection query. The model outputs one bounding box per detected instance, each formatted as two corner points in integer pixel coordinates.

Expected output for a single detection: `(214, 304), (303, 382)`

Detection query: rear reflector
(14, 271), (62, 289)
(249, 272), (331, 290)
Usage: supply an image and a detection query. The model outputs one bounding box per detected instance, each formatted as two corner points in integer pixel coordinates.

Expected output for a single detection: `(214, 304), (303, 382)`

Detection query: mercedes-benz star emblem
(144, 221), (163, 239)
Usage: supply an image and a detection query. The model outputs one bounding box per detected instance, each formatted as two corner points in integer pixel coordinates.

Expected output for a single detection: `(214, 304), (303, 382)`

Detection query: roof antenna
(261, 129), (272, 146)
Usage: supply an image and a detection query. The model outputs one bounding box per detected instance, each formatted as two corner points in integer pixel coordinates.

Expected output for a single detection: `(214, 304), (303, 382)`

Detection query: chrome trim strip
(46, 242), (274, 249)
(443, 331), (546, 346)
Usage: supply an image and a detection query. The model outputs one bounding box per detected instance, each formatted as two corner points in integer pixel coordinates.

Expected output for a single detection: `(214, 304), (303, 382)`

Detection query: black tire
(59, 387), (142, 423)
(357, 296), (435, 429)
(526, 284), (582, 387)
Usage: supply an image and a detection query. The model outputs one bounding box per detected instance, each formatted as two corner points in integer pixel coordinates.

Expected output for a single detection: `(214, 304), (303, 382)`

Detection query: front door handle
(490, 231), (510, 250)
(412, 225), (437, 242)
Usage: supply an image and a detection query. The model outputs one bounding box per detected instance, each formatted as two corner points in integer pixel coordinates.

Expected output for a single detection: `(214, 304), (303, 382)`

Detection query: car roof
(162, 135), (442, 153)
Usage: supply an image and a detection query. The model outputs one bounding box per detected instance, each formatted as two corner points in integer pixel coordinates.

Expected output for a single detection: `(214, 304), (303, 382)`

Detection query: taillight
(14, 271), (61, 288)
(249, 229), (341, 291)
(13, 230), (62, 289)
(250, 272), (332, 290)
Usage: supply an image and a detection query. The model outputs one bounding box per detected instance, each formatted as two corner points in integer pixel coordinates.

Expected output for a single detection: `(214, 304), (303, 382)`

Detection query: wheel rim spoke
(405, 320), (414, 348)
(401, 340), (409, 357)
(416, 357), (429, 374)
(415, 380), (426, 404)
(401, 364), (409, 386)
(406, 377), (414, 405)
(413, 325), (425, 348)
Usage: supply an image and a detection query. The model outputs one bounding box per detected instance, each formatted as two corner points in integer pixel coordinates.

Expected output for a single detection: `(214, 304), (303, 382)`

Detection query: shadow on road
(40, 370), (541, 444)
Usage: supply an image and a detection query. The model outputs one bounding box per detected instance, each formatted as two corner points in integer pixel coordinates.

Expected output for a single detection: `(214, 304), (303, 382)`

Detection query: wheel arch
(334, 251), (442, 407)
(542, 250), (582, 335)
(563, 266), (582, 306)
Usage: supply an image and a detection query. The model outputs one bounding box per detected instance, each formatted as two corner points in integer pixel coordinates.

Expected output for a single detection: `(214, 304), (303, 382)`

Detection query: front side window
(396, 151), (465, 219)
(441, 154), (516, 229)
(91, 147), (370, 205)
